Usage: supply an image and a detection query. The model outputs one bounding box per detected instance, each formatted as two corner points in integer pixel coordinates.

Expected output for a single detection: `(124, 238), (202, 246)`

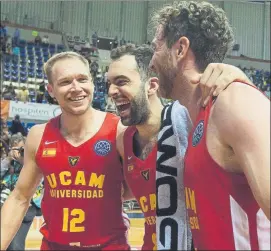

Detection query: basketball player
(108, 44), (256, 250)
(1, 52), (130, 250)
(150, 1), (270, 250)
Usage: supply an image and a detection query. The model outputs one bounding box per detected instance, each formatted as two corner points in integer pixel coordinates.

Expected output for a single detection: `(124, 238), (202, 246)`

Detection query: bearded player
(108, 44), (255, 250)
(151, 1), (270, 250)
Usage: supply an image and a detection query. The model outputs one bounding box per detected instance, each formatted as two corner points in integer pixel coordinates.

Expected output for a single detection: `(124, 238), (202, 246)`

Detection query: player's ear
(172, 36), (190, 61)
(47, 83), (54, 98)
(147, 77), (159, 96)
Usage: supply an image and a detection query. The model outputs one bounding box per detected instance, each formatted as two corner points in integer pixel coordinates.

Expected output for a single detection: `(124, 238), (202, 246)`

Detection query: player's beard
(120, 85), (150, 126)
(157, 51), (178, 99)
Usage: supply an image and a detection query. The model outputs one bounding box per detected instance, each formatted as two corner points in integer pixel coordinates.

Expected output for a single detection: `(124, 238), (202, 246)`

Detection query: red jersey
(123, 126), (157, 250)
(184, 84), (270, 250)
(36, 113), (129, 249)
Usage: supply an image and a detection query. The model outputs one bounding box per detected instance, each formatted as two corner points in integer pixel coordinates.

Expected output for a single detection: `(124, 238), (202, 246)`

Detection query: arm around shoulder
(213, 83), (270, 219)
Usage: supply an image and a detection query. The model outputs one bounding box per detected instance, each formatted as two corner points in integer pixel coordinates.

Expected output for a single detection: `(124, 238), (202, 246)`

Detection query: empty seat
(4, 74), (10, 81)
(11, 75), (19, 82)
(20, 76), (28, 83)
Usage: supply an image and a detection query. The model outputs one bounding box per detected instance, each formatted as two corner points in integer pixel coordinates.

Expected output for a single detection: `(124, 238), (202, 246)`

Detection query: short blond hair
(44, 51), (90, 84)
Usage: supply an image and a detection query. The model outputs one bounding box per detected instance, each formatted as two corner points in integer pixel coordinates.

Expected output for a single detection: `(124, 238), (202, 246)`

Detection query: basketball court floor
(26, 212), (145, 250)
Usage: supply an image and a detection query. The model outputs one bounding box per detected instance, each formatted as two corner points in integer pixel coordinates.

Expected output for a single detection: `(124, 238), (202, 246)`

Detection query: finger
(213, 74), (233, 96)
(204, 67), (222, 90)
(200, 66), (214, 100)
(200, 63), (216, 86)
(201, 68), (222, 102)
(202, 86), (215, 107)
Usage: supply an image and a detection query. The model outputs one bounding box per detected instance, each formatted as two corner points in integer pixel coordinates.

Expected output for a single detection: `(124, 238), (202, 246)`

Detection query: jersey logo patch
(141, 169), (150, 181)
(68, 156), (80, 167)
(192, 120), (204, 147)
(94, 140), (112, 156)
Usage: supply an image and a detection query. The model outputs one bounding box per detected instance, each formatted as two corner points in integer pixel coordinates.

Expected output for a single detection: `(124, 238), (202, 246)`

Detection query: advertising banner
(8, 101), (62, 121)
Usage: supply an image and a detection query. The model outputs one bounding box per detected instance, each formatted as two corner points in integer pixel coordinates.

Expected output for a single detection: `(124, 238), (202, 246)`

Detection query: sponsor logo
(44, 140), (57, 145)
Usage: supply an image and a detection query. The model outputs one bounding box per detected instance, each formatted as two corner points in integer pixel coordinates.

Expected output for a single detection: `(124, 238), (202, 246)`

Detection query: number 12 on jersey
(62, 208), (85, 232)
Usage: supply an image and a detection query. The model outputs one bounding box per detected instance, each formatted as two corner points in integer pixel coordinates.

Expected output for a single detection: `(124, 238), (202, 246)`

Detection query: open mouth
(115, 101), (131, 116)
(69, 96), (86, 102)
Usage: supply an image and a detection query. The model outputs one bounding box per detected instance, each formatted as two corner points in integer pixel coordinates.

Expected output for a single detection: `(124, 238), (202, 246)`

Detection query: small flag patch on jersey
(128, 164), (134, 172)
(68, 156), (80, 167)
(42, 148), (56, 157)
(141, 169), (150, 181)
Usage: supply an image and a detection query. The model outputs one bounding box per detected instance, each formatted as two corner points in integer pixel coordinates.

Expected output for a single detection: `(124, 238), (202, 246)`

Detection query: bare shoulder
(26, 123), (47, 154)
(211, 82), (270, 135)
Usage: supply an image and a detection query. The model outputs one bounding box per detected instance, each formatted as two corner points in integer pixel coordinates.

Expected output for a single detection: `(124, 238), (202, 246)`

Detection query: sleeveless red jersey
(36, 113), (129, 249)
(123, 126), (157, 250)
(184, 84), (270, 250)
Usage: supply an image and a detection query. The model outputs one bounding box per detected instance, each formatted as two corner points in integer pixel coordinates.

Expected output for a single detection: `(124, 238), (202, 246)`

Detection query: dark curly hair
(151, 1), (234, 71)
(110, 44), (155, 82)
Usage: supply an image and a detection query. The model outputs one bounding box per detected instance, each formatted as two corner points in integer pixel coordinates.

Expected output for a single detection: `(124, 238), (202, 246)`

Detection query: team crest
(68, 156), (80, 167)
(141, 169), (150, 181)
(128, 164), (134, 172)
(94, 140), (112, 156)
(192, 120), (204, 147)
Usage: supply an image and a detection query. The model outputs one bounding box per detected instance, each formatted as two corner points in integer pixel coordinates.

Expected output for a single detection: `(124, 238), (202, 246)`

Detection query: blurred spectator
(1, 118), (11, 148)
(104, 66), (109, 83)
(120, 37), (126, 46)
(12, 46), (20, 61)
(0, 24), (7, 38)
(6, 35), (12, 54)
(0, 138), (8, 160)
(36, 81), (46, 103)
(0, 133), (25, 179)
(35, 34), (42, 45)
(13, 28), (20, 47)
(84, 38), (91, 49)
(9, 115), (27, 137)
(92, 31), (98, 47)
(3, 84), (16, 101)
(90, 60), (99, 79)
(264, 85), (270, 98)
(113, 36), (118, 49)
(17, 86), (29, 103)
(73, 43), (81, 53)
(42, 35), (49, 45)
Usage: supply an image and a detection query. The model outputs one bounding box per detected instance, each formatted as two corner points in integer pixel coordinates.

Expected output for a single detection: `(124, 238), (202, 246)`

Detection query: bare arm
(214, 83), (270, 219)
(0, 124), (45, 250)
(199, 63), (254, 106)
(116, 121), (134, 201)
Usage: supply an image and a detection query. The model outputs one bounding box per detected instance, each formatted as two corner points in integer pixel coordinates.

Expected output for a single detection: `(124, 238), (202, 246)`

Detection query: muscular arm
(116, 121), (134, 201)
(1, 124), (45, 250)
(214, 83), (270, 219)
